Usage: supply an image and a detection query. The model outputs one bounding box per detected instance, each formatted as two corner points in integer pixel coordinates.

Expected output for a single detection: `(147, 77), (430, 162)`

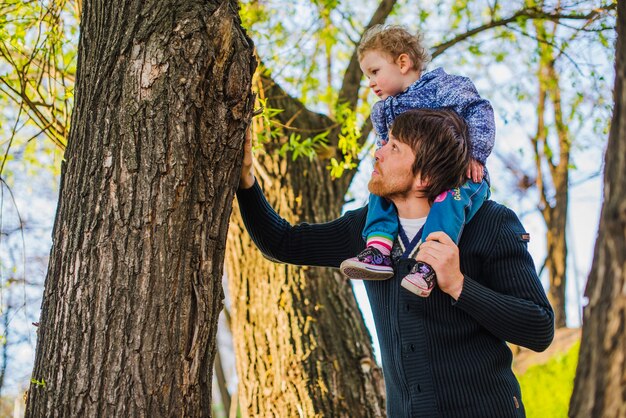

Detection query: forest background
(0, 0), (619, 416)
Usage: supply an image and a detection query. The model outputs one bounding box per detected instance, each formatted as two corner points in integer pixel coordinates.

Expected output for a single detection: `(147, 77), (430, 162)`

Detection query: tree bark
(225, 77), (385, 416)
(26, 1), (255, 416)
(569, 2), (626, 416)
(224, 2), (397, 413)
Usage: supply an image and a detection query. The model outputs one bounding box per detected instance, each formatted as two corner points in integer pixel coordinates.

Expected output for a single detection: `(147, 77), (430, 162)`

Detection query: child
(340, 25), (494, 297)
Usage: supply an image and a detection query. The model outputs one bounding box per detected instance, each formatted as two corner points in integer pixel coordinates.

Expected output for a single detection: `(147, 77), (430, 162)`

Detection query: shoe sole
(401, 277), (432, 297)
(340, 259), (394, 280)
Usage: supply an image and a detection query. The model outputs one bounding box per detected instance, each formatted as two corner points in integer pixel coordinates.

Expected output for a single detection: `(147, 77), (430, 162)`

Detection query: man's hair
(358, 24), (430, 72)
(391, 109), (471, 202)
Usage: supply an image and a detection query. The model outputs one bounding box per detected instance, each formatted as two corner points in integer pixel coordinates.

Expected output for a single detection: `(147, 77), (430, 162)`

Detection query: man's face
(359, 50), (408, 100)
(368, 134), (419, 198)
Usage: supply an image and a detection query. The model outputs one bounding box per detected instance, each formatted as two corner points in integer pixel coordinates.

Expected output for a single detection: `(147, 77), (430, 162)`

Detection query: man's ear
(396, 53), (413, 74)
(412, 172), (428, 191)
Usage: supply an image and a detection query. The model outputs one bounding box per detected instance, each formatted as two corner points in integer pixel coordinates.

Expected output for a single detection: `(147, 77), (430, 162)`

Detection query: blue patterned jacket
(372, 67), (495, 165)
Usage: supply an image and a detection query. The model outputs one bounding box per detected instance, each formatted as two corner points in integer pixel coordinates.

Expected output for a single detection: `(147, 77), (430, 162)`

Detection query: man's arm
(418, 206), (554, 352)
(237, 181), (366, 268)
(457, 206), (554, 352)
(237, 130), (367, 268)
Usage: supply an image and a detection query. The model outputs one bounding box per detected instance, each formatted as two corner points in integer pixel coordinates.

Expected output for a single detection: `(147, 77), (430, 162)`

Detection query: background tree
(25, 0), (255, 416)
(569, 1), (626, 416)
(479, 0), (614, 327)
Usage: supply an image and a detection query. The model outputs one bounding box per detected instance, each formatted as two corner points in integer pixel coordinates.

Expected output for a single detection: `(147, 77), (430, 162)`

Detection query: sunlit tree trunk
(223, 3), (399, 414)
(532, 16), (570, 328)
(225, 74), (386, 417)
(569, 2), (626, 416)
(25, 0), (255, 416)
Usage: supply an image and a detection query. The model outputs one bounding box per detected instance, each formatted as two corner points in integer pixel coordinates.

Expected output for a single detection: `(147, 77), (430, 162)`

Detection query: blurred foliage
(0, 0), (77, 180)
(519, 341), (580, 418)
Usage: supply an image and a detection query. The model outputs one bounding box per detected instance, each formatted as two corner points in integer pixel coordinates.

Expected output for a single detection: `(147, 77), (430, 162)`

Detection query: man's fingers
(239, 127), (256, 189)
(243, 129), (253, 162)
(416, 247), (440, 263)
(424, 231), (455, 245)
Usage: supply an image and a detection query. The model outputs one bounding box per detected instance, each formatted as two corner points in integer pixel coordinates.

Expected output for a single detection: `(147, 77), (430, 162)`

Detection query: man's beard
(368, 168), (414, 198)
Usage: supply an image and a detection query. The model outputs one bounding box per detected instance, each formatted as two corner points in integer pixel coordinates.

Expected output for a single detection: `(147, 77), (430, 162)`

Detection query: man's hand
(416, 232), (464, 300)
(239, 128), (255, 189)
(466, 159), (484, 183)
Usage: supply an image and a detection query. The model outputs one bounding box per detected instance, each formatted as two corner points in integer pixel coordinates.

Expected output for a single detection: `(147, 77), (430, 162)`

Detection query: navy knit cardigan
(237, 181), (554, 418)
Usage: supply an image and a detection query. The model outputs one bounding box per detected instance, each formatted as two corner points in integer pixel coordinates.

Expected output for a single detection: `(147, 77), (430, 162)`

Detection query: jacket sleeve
(437, 75), (495, 165)
(371, 100), (389, 145)
(236, 179), (367, 268)
(453, 206), (555, 352)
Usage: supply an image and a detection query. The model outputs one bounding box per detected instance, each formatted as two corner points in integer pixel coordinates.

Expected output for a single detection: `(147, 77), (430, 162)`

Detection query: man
(237, 108), (554, 417)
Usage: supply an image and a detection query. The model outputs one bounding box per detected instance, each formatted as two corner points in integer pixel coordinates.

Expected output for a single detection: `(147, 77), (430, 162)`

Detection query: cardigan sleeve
(453, 205), (555, 352)
(236, 179), (367, 268)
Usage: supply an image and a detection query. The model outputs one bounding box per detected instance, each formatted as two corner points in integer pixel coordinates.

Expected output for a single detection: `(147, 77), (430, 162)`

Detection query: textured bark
(225, 78), (385, 417)
(569, 3), (626, 416)
(223, 2), (398, 414)
(26, 1), (255, 416)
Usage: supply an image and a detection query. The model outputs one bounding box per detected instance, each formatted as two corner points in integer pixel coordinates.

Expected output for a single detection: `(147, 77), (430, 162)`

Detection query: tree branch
(258, 66), (335, 133)
(430, 5), (616, 59)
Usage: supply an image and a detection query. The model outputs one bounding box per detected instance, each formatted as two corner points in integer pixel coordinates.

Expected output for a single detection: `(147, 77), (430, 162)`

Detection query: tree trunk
(543, 59), (569, 329)
(533, 17), (569, 328)
(224, 2), (397, 415)
(569, 2), (626, 416)
(225, 71), (386, 416)
(26, 1), (255, 416)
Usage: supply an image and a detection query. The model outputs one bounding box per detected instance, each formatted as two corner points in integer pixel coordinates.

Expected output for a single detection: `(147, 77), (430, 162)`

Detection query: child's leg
(340, 194), (397, 280)
(401, 180), (490, 297)
(421, 179), (490, 245)
(362, 194), (398, 254)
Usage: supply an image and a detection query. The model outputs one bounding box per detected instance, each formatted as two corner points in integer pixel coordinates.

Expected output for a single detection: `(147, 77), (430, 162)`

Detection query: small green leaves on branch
(279, 131), (329, 162)
(31, 377), (46, 388)
(328, 101), (362, 179)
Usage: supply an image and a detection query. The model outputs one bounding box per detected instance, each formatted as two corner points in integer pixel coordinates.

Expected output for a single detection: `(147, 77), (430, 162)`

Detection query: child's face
(360, 50), (412, 100)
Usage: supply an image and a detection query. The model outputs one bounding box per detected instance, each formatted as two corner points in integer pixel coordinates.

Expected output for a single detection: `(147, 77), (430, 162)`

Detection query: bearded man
(236, 108), (554, 418)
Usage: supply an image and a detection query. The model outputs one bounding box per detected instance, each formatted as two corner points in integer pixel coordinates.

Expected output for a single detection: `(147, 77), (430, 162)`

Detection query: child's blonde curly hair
(358, 24), (430, 73)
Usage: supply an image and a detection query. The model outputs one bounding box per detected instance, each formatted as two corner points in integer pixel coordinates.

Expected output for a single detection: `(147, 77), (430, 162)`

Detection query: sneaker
(340, 246), (394, 280)
(401, 261), (436, 297)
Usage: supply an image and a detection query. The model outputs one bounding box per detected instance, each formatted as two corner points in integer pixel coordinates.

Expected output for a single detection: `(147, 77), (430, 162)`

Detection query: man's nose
(374, 147), (383, 161)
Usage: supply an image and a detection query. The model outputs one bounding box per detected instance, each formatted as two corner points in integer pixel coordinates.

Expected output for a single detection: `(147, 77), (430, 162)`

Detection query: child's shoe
(401, 261), (436, 297)
(340, 246), (394, 280)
